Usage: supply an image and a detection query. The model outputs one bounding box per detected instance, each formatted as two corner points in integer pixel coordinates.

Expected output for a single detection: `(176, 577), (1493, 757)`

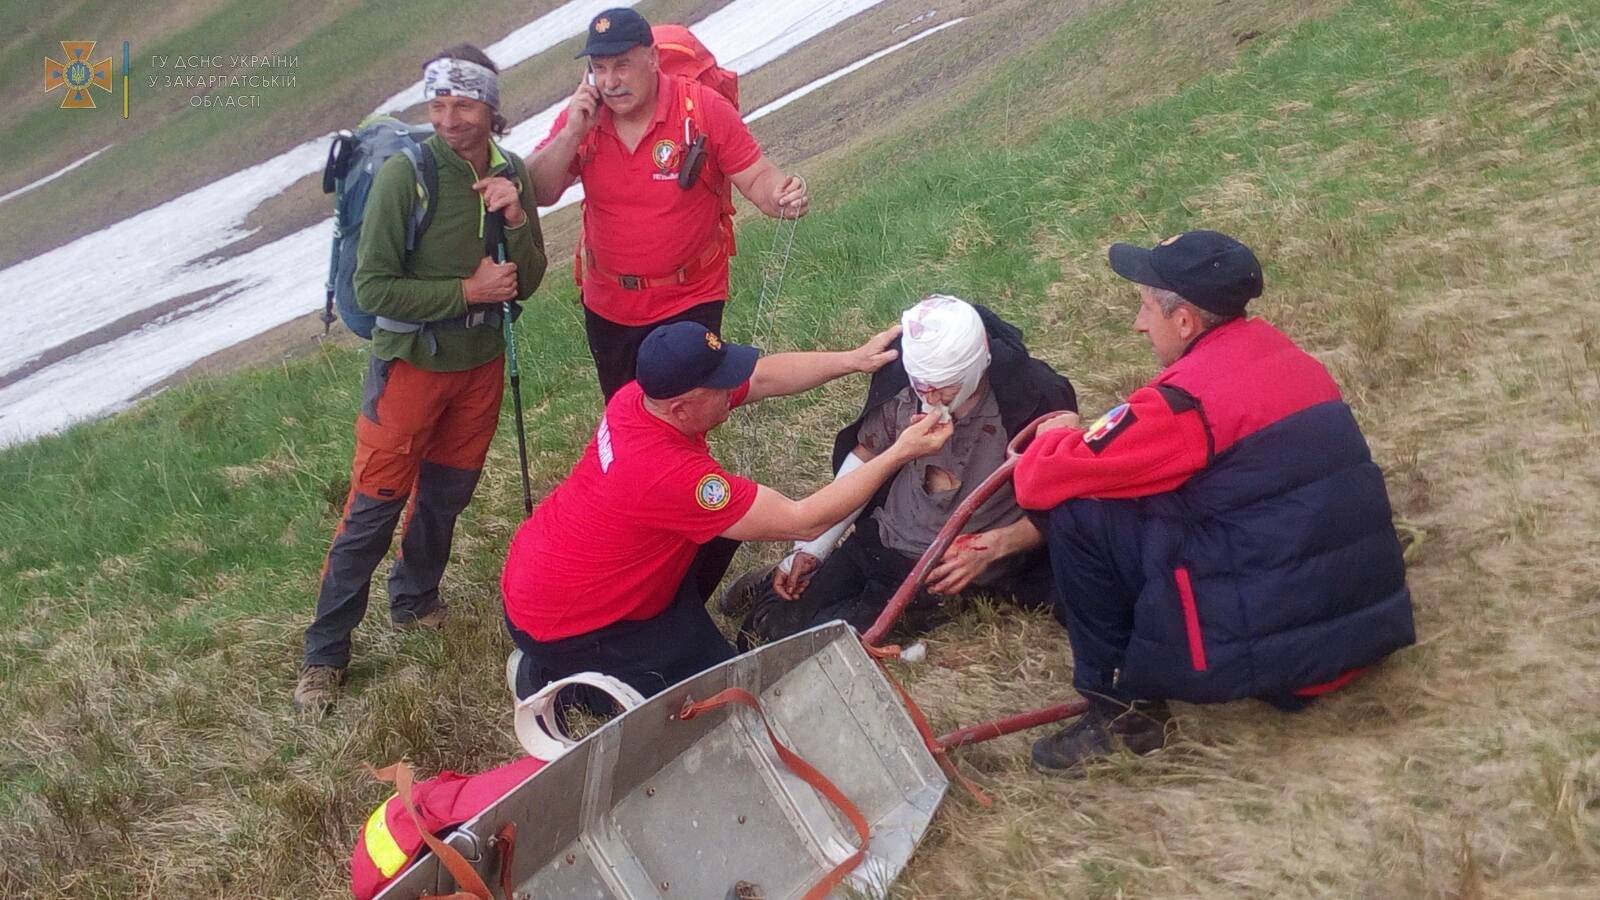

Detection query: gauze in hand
(901, 295), (990, 422)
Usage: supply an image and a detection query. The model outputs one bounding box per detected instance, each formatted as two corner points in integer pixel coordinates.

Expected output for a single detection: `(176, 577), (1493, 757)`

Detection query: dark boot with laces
(1031, 696), (1171, 775)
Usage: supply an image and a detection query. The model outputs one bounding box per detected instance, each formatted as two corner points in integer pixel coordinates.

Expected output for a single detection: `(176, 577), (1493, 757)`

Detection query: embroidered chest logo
(696, 473), (731, 511)
(652, 138), (683, 175)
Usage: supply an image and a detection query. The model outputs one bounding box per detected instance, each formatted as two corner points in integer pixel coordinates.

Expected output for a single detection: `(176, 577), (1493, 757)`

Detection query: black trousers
(506, 538), (741, 701)
(741, 518), (1056, 646)
(583, 299), (726, 401)
(1039, 499), (1148, 703)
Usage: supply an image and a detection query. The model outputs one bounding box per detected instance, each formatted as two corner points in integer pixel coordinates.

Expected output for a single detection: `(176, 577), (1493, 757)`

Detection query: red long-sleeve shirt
(1014, 384), (1211, 509)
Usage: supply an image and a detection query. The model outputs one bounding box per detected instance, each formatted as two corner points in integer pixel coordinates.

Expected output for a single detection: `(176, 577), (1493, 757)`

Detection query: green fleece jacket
(355, 135), (547, 371)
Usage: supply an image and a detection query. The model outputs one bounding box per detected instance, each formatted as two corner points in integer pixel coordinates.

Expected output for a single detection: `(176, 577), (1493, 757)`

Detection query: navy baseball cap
(1108, 230), (1264, 317)
(576, 8), (653, 58)
(637, 322), (759, 399)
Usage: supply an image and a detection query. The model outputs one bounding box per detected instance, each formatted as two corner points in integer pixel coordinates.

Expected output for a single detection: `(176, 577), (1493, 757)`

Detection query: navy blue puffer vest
(1116, 319), (1415, 703)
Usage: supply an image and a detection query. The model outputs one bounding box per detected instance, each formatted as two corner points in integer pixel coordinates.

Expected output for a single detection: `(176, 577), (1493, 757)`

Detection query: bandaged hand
(773, 550), (821, 600)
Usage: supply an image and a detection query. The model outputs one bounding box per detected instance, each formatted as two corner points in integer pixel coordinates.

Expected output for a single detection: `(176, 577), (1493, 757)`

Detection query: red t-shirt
(539, 73), (763, 326)
(502, 380), (758, 641)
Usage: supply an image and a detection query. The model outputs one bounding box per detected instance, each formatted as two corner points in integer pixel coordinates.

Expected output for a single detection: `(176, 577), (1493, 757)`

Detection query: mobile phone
(585, 64), (595, 88)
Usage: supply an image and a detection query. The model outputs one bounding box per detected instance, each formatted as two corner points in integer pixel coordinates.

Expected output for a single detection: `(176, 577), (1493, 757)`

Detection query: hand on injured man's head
(850, 325), (903, 374)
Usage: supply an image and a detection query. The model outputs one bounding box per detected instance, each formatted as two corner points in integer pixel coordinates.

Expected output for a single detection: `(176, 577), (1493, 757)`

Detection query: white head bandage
(900, 295), (991, 421)
(422, 57), (500, 110)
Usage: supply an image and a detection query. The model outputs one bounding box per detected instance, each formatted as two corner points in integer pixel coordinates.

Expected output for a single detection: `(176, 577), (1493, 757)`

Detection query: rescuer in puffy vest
(1014, 230), (1415, 775)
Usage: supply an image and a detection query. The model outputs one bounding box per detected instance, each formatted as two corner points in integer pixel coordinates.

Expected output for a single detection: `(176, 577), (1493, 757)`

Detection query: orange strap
(494, 822), (517, 898)
(866, 645), (992, 808)
(367, 761), (493, 900)
(679, 688), (870, 900)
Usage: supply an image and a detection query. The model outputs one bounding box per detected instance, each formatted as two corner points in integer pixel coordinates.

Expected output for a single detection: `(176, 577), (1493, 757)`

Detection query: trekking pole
(485, 211), (534, 518)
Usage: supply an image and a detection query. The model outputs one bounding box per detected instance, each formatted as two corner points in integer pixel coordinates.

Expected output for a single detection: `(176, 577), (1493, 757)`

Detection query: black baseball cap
(637, 322), (759, 399)
(1108, 230), (1264, 317)
(576, 8), (653, 58)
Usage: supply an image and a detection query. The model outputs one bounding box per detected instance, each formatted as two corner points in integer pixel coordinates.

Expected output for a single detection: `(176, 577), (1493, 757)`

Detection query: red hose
(861, 418), (1043, 647)
(860, 414), (1086, 750)
(937, 701), (1088, 750)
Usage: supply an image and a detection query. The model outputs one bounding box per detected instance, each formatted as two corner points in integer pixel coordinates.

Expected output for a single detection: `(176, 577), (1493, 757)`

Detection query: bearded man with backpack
(295, 43), (547, 715)
(530, 7), (811, 400)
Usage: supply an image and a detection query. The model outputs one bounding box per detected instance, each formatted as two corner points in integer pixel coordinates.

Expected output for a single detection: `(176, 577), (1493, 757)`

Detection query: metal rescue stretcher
(376, 420), (1083, 899)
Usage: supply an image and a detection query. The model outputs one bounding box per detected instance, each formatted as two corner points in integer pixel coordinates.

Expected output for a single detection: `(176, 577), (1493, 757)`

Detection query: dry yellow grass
(884, 12), (1600, 897)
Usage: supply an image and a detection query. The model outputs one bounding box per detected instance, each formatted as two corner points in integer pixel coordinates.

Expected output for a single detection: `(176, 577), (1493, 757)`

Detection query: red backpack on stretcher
(350, 674), (645, 898)
(572, 24), (741, 287)
(350, 757), (546, 900)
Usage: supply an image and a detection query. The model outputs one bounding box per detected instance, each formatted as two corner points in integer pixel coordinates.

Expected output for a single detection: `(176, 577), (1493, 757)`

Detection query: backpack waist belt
(374, 307), (504, 335)
(374, 307), (506, 355)
(583, 230), (725, 290)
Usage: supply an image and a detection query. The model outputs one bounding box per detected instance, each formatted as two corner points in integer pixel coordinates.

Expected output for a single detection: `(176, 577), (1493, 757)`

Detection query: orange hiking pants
(304, 355), (503, 668)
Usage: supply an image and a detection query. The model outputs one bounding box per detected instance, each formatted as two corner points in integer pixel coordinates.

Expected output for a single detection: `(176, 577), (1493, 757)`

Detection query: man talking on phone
(529, 7), (811, 399)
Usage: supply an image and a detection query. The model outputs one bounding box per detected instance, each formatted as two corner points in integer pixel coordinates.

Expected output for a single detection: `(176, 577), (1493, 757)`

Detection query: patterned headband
(422, 57), (500, 110)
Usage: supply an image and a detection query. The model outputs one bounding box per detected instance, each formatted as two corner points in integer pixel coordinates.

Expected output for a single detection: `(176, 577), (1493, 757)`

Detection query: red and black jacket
(1016, 318), (1415, 703)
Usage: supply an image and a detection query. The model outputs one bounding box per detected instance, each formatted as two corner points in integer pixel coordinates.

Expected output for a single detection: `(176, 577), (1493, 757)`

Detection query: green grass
(3, 0), (1599, 895)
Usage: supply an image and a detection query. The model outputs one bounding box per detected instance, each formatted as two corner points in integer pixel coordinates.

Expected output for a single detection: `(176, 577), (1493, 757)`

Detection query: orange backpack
(573, 24), (741, 287)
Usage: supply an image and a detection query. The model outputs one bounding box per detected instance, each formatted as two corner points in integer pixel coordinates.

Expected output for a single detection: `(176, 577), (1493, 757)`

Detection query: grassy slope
(2, 0), (1598, 895)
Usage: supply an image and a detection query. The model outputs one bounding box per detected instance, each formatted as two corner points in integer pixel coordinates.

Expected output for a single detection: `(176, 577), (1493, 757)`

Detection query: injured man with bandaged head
(722, 295), (1079, 645)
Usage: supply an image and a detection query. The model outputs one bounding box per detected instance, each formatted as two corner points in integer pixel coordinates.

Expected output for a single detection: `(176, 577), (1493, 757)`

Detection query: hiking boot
(506, 649), (525, 698)
(1031, 698), (1171, 775)
(716, 564), (774, 617)
(393, 605), (449, 631)
(293, 665), (348, 716)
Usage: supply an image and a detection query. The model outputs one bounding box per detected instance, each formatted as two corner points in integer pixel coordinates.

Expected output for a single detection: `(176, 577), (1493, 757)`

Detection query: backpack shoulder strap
(502, 146), (525, 183)
(498, 144), (529, 197)
(678, 78), (737, 253)
(396, 140), (437, 253)
(413, 141), (438, 247)
(680, 78), (710, 137)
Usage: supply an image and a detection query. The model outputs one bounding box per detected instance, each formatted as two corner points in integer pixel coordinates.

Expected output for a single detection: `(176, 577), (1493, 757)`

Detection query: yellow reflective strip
(364, 796), (410, 878)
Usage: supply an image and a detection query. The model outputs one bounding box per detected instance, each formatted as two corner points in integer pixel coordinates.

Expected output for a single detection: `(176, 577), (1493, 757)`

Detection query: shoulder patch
(696, 473), (732, 511)
(1083, 403), (1137, 454)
